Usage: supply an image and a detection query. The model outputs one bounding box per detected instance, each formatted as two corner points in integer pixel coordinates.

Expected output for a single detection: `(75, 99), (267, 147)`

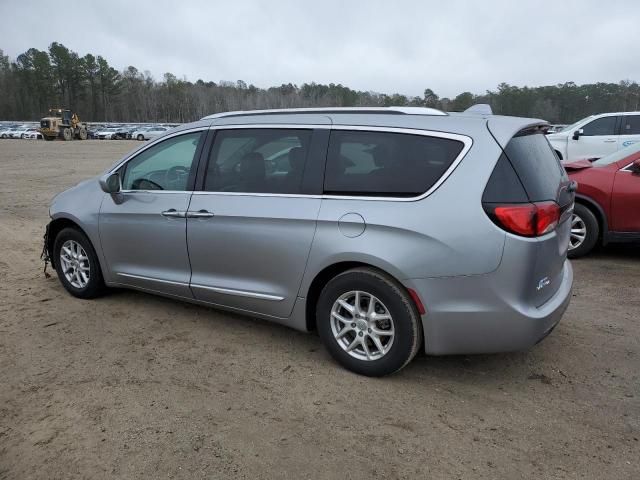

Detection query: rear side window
(501, 133), (566, 202)
(581, 116), (617, 136)
(324, 130), (464, 197)
(621, 115), (640, 135)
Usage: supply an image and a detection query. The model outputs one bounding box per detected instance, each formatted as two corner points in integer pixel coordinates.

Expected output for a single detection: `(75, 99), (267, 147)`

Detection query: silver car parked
(45, 107), (575, 376)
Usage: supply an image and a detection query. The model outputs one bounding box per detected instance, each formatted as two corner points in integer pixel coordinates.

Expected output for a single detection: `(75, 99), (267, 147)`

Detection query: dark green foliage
(1, 43), (639, 123)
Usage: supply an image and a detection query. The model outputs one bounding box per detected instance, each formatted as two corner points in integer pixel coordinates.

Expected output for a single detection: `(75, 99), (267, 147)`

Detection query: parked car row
(88, 124), (178, 141)
(0, 124), (42, 139)
(0, 122), (180, 141)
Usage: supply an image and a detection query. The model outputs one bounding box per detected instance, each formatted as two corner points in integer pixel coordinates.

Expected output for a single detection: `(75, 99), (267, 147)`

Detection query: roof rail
(463, 104), (493, 115)
(201, 106), (447, 120)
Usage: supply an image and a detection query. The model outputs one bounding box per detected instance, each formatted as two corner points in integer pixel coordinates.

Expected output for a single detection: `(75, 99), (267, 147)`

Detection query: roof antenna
(463, 104), (493, 115)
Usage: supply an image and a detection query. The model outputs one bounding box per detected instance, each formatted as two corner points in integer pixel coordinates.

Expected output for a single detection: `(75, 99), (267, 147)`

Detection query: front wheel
(137, 134), (144, 141)
(568, 204), (599, 258)
(53, 228), (106, 299)
(316, 268), (422, 376)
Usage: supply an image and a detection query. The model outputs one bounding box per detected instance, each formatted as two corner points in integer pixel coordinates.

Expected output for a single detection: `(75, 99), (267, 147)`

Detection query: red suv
(563, 143), (640, 257)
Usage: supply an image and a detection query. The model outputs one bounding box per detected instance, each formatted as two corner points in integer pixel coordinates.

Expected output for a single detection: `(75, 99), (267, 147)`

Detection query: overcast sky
(2, 0), (639, 98)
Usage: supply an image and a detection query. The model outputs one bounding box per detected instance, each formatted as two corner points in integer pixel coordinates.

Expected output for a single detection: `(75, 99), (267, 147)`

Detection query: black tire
(53, 227), (106, 299)
(568, 203), (599, 259)
(137, 134), (144, 141)
(316, 268), (422, 376)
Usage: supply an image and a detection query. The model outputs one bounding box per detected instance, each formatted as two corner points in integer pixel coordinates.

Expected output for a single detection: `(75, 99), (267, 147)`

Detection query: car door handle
(604, 139), (617, 143)
(161, 209), (186, 218)
(187, 210), (214, 218)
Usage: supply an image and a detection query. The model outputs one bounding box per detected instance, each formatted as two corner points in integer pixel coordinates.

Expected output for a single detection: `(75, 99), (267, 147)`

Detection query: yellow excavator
(39, 108), (88, 141)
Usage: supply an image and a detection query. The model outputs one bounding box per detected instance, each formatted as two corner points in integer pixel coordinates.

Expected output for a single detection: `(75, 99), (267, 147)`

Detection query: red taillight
(535, 201), (561, 235)
(490, 201), (560, 237)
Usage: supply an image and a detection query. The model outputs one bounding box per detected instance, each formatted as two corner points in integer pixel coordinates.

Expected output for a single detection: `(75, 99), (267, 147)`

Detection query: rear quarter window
(503, 133), (567, 202)
(324, 130), (465, 197)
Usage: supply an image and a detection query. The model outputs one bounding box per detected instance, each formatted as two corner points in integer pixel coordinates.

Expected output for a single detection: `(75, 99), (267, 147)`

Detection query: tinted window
(482, 154), (528, 203)
(581, 116), (617, 136)
(121, 132), (202, 191)
(204, 129), (312, 194)
(503, 133), (567, 202)
(324, 130), (464, 197)
(621, 115), (640, 135)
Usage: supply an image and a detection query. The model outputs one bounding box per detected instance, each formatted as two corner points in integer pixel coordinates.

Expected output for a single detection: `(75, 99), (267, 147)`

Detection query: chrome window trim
(108, 126), (209, 174)
(195, 124), (473, 202)
(621, 162), (637, 172)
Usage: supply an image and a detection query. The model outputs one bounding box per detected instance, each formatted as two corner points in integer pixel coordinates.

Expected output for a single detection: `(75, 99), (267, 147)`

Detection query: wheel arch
(303, 261), (418, 332)
(47, 217), (91, 269)
(574, 194), (609, 244)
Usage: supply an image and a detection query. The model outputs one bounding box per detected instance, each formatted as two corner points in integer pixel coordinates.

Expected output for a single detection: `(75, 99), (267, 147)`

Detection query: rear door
(186, 126), (328, 318)
(611, 159), (640, 232)
(567, 115), (619, 160)
(617, 114), (640, 151)
(501, 131), (575, 306)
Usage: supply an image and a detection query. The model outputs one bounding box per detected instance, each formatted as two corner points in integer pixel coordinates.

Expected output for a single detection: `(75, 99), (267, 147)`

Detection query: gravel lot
(0, 140), (638, 479)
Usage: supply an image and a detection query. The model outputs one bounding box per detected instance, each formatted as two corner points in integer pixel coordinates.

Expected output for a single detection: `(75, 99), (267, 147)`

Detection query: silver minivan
(44, 107), (575, 376)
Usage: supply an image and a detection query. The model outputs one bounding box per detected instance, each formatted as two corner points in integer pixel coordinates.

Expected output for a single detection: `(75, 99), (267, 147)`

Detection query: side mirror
(99, 172), (121, 193)
(631, 159), (640, 175)
(572, 129), (584, 141)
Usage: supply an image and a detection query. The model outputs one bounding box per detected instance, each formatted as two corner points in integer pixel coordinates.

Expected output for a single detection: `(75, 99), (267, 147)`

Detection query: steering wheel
(131, 178), (164, 190)
(165, 165), (190, 187)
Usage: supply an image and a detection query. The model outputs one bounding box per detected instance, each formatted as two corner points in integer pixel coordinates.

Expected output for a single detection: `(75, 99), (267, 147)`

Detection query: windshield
(559, 116), (593, 133)
(592, 142), (640, 166)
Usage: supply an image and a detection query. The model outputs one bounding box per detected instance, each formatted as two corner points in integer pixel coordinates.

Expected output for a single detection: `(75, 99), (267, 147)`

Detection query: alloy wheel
(330, 290), (395, 361)
(59, 239), (90, 288)
(569, 213), (587, 250)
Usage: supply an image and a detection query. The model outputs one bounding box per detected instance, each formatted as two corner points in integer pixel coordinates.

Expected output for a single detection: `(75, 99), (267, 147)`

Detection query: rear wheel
(53, 227), (105, 299)
(137, 134), (144, 141)
(568, 203), (599, 258)
(62, 128), (72, 141)
(316, 268), (422, 376)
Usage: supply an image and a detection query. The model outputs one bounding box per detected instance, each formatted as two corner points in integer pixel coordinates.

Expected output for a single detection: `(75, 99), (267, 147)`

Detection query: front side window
(324, 130), (464, 197)
(204, 129), (312, 194)
(121, 131), (202, 191)
(621, 115), (640, 135)
(581, 116), (617, 136)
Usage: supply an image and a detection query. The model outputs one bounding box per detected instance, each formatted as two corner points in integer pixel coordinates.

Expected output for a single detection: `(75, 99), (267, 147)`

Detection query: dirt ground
(0, 139), (638, 479)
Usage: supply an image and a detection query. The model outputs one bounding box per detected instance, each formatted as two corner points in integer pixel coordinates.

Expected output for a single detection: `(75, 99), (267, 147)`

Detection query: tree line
(1, 42), (639, 124)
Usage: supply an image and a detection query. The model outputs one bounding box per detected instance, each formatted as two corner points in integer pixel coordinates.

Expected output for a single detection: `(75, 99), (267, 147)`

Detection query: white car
(9, 126), (34, 139)
(95, 127), (120, 140)
(132, 126), (169, 141)
(0, 127), (18, 139)
(24, 128), (43, 140)
(547, 112), (640, 161)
